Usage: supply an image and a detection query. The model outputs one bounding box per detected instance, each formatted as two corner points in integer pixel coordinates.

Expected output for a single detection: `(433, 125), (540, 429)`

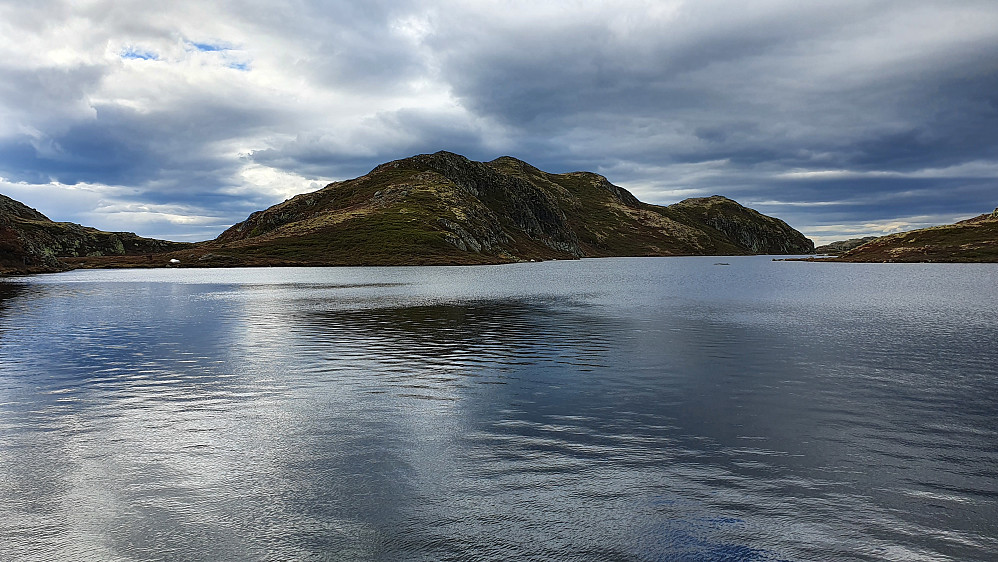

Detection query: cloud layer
(1, 0), (996, 243)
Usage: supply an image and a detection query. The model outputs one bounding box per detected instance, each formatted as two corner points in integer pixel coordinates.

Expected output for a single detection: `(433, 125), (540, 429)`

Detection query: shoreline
(2, 252), (815, 277)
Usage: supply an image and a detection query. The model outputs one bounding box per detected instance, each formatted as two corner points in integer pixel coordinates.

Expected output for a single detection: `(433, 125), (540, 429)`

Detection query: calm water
(1, 257), (996, 561)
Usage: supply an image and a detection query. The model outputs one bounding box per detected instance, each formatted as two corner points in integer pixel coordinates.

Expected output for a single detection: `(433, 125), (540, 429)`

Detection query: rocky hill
(0, 194), (189, 274)
(188, 151), (812, 266)
(825, 208), (998, 263)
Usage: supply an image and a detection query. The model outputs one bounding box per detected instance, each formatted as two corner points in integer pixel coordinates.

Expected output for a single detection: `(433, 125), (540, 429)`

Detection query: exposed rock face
(207, 151), (813, 266)
(828, 209), (998, 263)
(0, 194), (189, 274)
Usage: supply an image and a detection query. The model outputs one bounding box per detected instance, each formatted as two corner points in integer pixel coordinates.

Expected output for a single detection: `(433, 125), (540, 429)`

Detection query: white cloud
(231, 163), (323, 201)
(88, 200), (220, 223)
(776, 160), (998, 181)
(776, 170), (904, 180)
(800, 211), (984, 247)
(748, 200), (846, 207)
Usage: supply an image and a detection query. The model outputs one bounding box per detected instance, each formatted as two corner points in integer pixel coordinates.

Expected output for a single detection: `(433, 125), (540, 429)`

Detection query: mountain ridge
(2, 151), (816, 273)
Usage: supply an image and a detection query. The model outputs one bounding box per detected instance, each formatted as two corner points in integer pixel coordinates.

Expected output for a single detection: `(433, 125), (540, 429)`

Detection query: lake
(1, 257), (996, 561)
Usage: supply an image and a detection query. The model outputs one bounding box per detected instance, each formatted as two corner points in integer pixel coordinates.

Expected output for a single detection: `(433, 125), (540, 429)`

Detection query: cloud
(801, 212), (980, 247)
(777, 160), (998, 181)
(0, 0), (996, 242)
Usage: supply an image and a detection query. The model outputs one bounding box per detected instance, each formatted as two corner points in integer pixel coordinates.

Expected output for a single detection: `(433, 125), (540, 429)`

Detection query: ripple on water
(1, 260), (997, 560)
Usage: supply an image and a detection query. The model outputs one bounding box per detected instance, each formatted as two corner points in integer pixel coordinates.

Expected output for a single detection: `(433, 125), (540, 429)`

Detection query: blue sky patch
(189, 41), (229, 52)
(121, 47), (158, 61)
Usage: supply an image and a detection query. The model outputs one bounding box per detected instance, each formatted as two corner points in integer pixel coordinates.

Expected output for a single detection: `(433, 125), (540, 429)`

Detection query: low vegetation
(823, 211), (998, 262)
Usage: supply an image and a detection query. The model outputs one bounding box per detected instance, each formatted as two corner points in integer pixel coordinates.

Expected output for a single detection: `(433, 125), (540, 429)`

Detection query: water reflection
(0, 259), (996, 561)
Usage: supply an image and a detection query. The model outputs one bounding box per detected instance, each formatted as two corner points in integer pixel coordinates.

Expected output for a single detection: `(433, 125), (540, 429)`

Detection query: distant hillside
(815, 236), (878, 255)
(826, 208), (998, 263)
(184, 151), (812, 266)
(0, 194), (189, 274)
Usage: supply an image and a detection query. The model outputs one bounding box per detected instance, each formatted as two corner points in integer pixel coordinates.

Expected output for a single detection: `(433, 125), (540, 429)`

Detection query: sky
(0, 1), (996, 245)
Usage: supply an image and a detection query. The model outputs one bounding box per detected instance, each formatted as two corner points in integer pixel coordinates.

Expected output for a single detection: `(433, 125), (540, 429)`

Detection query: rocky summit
(192, 151), (813, 266)
(0, 194), (189, 274)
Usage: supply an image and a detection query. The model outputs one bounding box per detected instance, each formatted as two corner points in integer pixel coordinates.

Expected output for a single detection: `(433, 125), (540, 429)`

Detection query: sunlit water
(1, 257), (996, 561)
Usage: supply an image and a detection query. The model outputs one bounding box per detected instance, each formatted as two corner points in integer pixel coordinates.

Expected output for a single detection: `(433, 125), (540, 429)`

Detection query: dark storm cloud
(0, 100), (271, 193)
(430, 2), (998, 176)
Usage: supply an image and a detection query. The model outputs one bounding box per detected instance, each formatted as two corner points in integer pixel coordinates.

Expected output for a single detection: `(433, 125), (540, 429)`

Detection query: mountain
(186, 151), (812, 266)
(2, 152), (815, 273)
(0, 194), (189, 274)
(827, 208), (998, 262)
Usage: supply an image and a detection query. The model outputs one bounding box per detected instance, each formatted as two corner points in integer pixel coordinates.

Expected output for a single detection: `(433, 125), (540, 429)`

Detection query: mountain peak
(486, 156), (541, 174)
(674, 195), (737, 206)
(370, 150), (473, 175)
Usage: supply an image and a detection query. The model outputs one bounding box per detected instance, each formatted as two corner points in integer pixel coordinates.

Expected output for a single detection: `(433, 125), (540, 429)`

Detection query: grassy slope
(188, 169), (520, 265)
(829, 219), (998, 263)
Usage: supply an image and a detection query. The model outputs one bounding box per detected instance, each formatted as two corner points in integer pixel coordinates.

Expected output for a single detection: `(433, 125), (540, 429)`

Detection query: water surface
(1, 257), (996, 560)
